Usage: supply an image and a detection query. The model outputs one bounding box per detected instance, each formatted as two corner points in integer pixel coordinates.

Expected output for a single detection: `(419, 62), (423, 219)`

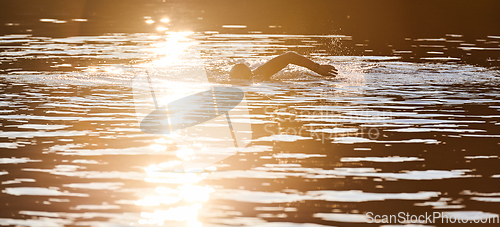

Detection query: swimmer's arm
(252, 51), (337, 79)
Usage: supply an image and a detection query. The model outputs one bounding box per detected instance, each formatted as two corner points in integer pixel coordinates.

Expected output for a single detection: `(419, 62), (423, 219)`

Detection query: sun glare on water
(148, 31), (197, 67)
(130, 30), (225, 226)
(135, 162), (213, 226)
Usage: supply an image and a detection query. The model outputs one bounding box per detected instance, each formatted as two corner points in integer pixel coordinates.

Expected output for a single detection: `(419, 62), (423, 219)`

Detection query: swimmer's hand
(315, 64), (338, 77)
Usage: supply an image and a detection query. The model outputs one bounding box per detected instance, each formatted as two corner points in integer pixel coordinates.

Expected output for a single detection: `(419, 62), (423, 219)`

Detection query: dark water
(1, 0), (500, 66)
(1, 1), (500, 227)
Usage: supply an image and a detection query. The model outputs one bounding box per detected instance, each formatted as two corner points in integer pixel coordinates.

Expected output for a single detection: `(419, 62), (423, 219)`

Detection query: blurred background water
(0, 1), (500, 226)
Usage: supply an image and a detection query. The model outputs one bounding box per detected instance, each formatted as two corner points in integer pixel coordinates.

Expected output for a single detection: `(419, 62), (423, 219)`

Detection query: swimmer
(229, 51), (337, 81)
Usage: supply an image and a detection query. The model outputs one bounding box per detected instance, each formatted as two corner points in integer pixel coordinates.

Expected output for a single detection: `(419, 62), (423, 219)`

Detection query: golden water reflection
(148, 31), (197, 68)
(1, 30), (500, 226)
(136, 161), (214, 226)
(132, 32), (223, 226)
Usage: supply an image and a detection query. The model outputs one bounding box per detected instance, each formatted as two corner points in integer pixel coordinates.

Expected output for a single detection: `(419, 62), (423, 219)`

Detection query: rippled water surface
(1, 32), (500, 226)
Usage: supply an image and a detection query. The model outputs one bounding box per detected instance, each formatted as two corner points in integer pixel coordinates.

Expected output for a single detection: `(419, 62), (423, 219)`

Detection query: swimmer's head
(230, 63), (252, 80)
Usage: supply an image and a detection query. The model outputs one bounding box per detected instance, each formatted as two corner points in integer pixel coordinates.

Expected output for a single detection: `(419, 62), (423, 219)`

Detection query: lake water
(1, 24), (500, 227)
